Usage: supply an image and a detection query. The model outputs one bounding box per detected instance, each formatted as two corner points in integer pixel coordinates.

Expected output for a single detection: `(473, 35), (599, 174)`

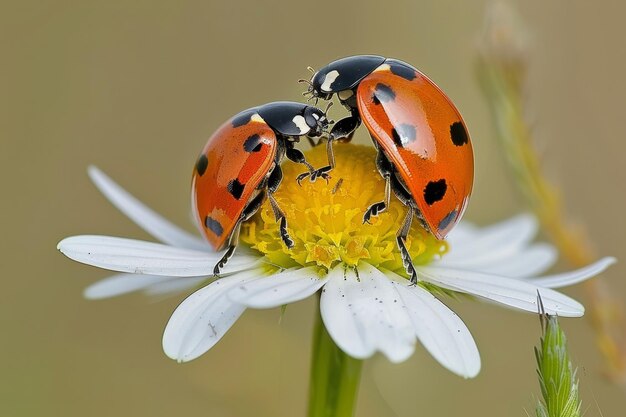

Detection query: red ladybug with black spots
(192, 101), (331, 274)
(300, 55), (474, 283)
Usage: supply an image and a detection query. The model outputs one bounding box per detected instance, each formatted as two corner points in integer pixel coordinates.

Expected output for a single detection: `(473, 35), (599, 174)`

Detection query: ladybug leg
(212, 235), (238, 276)
(268, 194), (294, 249)
(213, 190), (266, 276)
(387, 170), (419, 283)
(363, 175), (390, 224)
(296, 137), (336, 185)
(329, 114), (360, 143)
(296, 115), (360, 185)
(285, 145), (316, 174)
(396, 206), (419, 284)
(285, 139), (331, 186)
(267, 165), (295, 249)
(363, 151), (393, 224)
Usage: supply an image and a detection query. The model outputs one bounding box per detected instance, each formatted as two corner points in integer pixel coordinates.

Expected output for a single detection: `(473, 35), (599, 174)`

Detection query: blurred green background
(2, 0), (625, 416)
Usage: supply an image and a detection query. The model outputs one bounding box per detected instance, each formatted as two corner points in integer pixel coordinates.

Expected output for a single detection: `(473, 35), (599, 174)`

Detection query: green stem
(308, 302), (363, 417)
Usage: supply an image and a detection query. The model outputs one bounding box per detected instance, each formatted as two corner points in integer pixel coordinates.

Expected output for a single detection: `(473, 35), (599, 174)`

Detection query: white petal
(320, 264), (415, 363)
(162, 269), (261, 362)
(58, 235), (259, 277)
(476, 244), (558, 278)
(438, 243), (558, 278)
(445, 221), (478, 247)
(228, 267), (327, 308)
(419, 266), (585, 317)
(88, 166), (207, 250)
(144, 276), (207, 296)
(84, 273), (172, 299)
(444, 214), (537, 264)
(526, 257), (616, 288)
(387, 272), (480, 378)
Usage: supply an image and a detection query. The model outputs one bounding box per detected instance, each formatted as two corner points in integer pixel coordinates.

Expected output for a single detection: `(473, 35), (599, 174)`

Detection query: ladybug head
(303, 102), (333, 138)
(301, 56), (387, 103)
(299, 67), (333, 103)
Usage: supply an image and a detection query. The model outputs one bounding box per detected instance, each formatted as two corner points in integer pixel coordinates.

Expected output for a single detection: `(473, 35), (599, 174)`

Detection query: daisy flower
(58, 143), (615, 378)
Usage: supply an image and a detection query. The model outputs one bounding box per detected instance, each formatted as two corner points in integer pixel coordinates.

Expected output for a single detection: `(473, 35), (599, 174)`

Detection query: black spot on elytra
(227, 178), (245, 200)
(450, 121), (469, 146)
(424, 179), (447, 205)
(196, 154), (208, 176)
(231, 111), (255, 128)
(243, 134), (263, 152)
(391, 124), (416, 146)
(438, 209), (457, 231)
(204, 216), (224, 237)
(389, 62), (417, 81)
(372, 83), (395, 104)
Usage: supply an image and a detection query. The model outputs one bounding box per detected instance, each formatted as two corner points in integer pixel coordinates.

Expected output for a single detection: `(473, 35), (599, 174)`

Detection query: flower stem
(308, 302), (363, 417)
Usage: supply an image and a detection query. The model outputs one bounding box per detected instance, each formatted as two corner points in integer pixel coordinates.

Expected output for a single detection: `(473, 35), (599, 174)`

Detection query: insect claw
(212, 264), (221, 277)
(296, 172), (310, 186)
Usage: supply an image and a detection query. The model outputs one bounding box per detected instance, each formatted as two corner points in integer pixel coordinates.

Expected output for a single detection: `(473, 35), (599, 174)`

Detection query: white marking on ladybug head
(251, 113), (265, 123)
(337, 89), (354, 101)
(373, 63), (390, 72)
(292, 115), (309, 135)
(320, 70), (340, 92)
(312, 113), (320, 120)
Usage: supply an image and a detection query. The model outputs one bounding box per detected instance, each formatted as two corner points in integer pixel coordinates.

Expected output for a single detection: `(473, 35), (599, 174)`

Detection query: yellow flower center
(240, 143), (448, 279)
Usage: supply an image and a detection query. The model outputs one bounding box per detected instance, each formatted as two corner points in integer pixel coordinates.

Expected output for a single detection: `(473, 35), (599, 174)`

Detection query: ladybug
(301, 55), (474, 283)
(192, 101), (331, 274)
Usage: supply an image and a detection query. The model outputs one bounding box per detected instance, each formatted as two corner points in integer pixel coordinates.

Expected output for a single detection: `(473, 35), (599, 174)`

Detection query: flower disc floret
(241, 143), (447, 276)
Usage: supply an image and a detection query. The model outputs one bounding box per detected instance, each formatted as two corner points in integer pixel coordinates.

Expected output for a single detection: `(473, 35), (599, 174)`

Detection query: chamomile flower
(58, 143), (615, 378)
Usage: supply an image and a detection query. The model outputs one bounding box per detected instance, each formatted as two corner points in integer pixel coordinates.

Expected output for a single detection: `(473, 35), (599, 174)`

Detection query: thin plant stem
(308, 299), (363, 417)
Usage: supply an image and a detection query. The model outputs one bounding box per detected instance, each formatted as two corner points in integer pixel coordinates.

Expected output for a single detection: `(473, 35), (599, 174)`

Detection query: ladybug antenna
(322, 102), (335, 127)
(324, 101), (334, 115)
(307, 66), (316, 74)
(298, 78), (313, 87)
